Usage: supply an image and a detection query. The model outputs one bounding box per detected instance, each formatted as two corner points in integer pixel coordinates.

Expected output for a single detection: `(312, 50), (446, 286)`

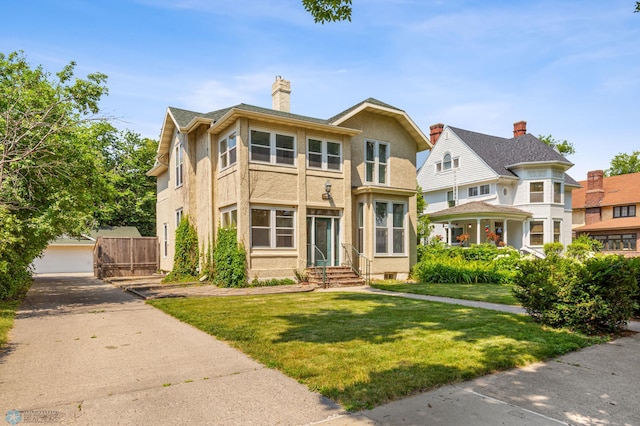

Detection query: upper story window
(468, 186), (478, 197)
(175, 208), (183, 227)
(480, 184), (490, 195)
(250, 129), (295, 166)
(613, 205), (636, 218)
(467, 184), (490, 198)
(436, 153), (459, 173)
(365, 140), (388, 184)
(308, 138), (342, 171)
(553, 182), (562, 204)
(219, 131), (237, 170)
(175, 138), (184, 188)
(530, 182), (544, 203)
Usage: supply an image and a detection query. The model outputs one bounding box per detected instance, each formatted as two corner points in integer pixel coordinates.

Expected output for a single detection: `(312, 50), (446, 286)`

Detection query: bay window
(375, 201), (406, 255)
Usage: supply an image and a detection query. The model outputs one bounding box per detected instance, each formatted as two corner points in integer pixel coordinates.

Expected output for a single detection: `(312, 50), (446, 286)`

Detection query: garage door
(32, 245), (95, 274)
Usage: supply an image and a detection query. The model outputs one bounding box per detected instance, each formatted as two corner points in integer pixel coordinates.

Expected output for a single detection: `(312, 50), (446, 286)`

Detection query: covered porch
(428, 201), (532, 248)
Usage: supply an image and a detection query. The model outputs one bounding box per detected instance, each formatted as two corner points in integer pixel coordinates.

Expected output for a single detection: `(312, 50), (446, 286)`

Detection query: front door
(307, 215), (340, 266)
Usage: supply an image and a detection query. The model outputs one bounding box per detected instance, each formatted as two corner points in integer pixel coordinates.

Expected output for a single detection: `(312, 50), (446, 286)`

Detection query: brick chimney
(271, 76), (291, 112)
(429, 123), (444, 145)
(513, 120), (527, 138)
(585, 170), (605, 208)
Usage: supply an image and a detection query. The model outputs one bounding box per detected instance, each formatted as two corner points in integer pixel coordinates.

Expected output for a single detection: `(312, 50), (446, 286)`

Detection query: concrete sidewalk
(1, 277), (639, 425)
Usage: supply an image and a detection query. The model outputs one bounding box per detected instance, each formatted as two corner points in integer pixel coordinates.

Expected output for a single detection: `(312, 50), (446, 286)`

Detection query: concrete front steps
(306, 266), (365, 287)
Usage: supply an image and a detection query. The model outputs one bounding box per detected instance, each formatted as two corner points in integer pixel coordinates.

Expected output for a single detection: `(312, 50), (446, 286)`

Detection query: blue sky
(2, 0), (639, 180)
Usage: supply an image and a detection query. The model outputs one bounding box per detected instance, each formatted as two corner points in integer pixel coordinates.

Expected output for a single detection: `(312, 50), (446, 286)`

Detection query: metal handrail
(341, 243), (371, 285)
(307, 243), (328, 288)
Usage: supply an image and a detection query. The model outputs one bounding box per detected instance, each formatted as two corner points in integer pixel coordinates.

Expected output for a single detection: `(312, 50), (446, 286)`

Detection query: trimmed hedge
(513, 255), (639, 335)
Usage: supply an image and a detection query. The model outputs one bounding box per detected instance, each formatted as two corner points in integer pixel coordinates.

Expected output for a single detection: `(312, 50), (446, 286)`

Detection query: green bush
(164, 216), (199, 282)
(213, 227), (247, 288)
(413, 243), (520, 284)
(566, 234), (602, 261)
(513, 255), (638, 335)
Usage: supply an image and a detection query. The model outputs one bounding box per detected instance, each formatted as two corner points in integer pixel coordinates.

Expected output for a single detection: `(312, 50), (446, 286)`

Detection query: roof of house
(449, 127), (579, 186)
(572, 171), (640, 209)
(429, 201), (532, 221)
(573, 216), (640, 232)
(49, 226), (142, 246)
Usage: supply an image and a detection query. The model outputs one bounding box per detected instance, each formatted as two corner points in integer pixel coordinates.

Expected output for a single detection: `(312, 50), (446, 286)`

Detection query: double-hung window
(553, 182), (562, 204)
(365, 140), (389, 184)
(307, 139), (342, 171)
(220, 207), (237, 228)
(530, 220), (544, 246)
(162, 223), (168, 258)
(175, 208), (183, 227)
(175, 138), (183, 187)
(468, 187), (479, 197)
(553, 220), (561, 242)
(375, 201), (406, 255)
(251, 207), (295, 248)
(219, 132), (237, 170)
(530, 182), (544, 203)
(250, 129), (295, 166)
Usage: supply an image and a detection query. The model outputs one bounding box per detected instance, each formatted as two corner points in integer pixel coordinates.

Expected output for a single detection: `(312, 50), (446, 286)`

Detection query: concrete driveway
(0, 275), (348, 425)
(1, 275), (639, 425)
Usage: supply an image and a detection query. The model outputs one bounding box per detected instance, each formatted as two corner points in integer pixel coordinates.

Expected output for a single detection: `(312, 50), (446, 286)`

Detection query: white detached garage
(32, 227), (141, 274)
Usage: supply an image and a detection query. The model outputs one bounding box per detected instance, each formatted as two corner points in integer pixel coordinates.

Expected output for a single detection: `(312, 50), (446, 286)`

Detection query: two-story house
(572, 170), (640, 256)
(416, 121), (578, 253)
(147, 77), (431, 281)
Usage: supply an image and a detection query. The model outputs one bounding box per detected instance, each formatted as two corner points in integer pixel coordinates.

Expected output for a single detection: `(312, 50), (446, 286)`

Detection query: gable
(417, 127), (500, 192)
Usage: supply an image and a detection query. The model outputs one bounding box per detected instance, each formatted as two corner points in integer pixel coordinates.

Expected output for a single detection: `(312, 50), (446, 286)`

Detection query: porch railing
(341, 243), (371, 285)
(307, 243), (327, 288)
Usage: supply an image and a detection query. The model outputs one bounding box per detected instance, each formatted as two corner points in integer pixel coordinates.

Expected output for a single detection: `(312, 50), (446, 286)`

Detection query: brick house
(572, 170), (640, 256)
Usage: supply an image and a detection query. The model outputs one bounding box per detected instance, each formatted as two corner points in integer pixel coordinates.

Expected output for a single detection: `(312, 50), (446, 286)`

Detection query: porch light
(323, 180), (332, 200)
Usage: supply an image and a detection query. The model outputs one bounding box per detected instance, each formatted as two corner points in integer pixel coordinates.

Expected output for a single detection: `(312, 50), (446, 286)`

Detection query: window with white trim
(163, 223), (168, 258)
(530, 182), (544, 203)
(553, 220), (561, 242)
(365, 140), (388, 184)
(553, 182), (562, 204)
(374, 201), (406, 255)
(220, 207), (237, 228)
(530, 220), (544, 246)
(219, 131), (237, 170)
(250, 129), (295, 166)
(251, 207), (295, 248)
(175, 137), (183, 187)
(468, 187), (478, 197)
(175, 208), (183, 227)
(307, 138), (342, 171)
(480, 184), (490, 195)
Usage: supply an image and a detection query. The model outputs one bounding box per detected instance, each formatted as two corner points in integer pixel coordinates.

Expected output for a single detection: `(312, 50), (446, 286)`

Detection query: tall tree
(606, 150), (640, 176)
(0, 51), (109, 298)
(538, 134), (575, 156)
(93, 124), (157, 236)
(302, 0), (352, 23)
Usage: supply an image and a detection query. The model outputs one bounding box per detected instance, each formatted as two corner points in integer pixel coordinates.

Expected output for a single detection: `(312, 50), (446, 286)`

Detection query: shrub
(249, 277), (296, 287)
(413, 256), (506, 284)
(164, 216), (199, 282)
(213, 227), (247, 288)
(567, 234), (602, 261)
(513, 255), (638, 335)
(544, 242), (564, 260)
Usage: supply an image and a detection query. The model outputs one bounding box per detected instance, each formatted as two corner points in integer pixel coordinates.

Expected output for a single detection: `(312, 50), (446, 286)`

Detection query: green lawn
(149, 292), (597, 411)
(371, 281), (519, 305)
(0, 300), (20, 348)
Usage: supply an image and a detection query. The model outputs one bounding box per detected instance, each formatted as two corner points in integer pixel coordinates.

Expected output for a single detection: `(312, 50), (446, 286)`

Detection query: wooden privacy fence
(94, 236), (159, 278)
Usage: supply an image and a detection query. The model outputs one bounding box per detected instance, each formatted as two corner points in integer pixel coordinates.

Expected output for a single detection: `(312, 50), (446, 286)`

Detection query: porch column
(447, 221), (452, 246)
(503, 219), (508, 246)
(476, 219), (481, 244)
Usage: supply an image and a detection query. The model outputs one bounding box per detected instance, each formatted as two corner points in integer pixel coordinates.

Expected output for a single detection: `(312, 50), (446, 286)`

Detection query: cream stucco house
(148, 77), (431, 282)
